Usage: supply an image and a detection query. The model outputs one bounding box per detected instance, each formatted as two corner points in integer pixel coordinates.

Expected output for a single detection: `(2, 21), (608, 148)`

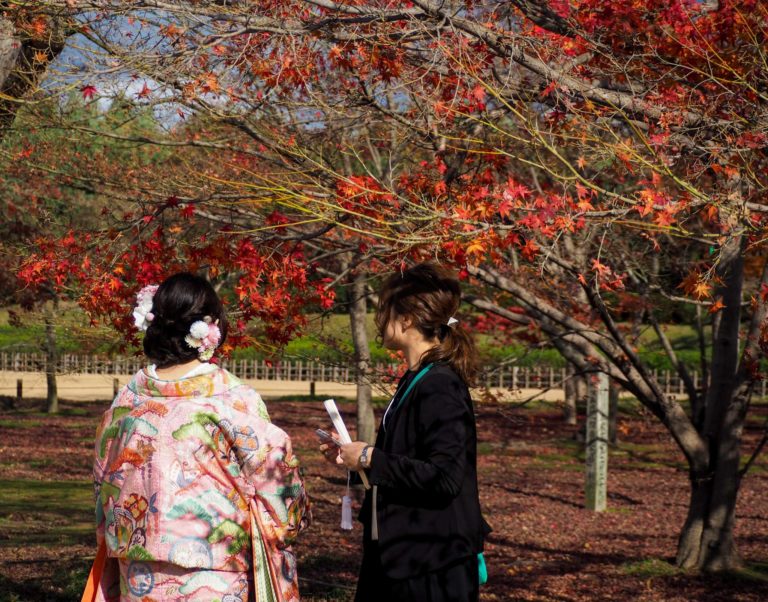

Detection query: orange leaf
(703, 204), (719, 224)
(466, 239), (485, 256)
(693, 281), (712, 300)
(708, 298), (725, 314)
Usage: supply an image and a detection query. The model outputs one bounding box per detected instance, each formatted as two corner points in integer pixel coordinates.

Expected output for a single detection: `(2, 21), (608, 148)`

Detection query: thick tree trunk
(677, 447), (743, 572)
(0, 13), (66, 134)
(677, 228), (746, 571)
(0, 18), (21, 93)
(676, 471), (714, 568)
(349, 268), (375, 443)
(44, 300), (59, 414)
(697, 384), (748, 571)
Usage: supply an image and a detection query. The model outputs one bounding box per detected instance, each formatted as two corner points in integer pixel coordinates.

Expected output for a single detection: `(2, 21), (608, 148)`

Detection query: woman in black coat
(321, 263), (490, 602)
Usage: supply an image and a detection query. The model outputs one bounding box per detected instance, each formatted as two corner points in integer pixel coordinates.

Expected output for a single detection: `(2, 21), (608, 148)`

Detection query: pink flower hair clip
(184, 316), (221, 361)
(133, 284), (159, 332)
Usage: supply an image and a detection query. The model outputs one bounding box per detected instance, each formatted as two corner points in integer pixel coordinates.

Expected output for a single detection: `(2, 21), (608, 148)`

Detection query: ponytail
(376, 263), (477, 386)
(421, 321), (478, 386)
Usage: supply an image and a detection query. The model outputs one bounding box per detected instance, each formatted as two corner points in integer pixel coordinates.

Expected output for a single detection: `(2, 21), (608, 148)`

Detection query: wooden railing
(2, 352), (758, 396)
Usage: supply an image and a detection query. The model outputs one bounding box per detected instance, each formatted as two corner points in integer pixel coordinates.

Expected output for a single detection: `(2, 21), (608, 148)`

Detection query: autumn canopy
(1, 0), (767, 574)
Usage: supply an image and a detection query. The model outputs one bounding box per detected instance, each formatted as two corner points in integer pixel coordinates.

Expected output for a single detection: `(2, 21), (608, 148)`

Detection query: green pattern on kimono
(93, 367), (310, 602)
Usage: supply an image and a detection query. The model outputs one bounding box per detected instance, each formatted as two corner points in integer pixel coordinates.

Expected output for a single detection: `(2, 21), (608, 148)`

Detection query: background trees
(3, 0), (767, 572)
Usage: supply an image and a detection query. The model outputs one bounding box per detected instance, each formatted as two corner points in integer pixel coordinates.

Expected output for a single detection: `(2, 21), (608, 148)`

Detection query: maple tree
(3, 0), (768, 573)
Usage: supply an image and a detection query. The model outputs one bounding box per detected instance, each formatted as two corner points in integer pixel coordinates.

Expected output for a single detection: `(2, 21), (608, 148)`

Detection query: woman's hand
(318, 431), (342, 465)
(319, 441), (341, 465)
(336, 441), (370, 471)
(319, 434), (372, 471)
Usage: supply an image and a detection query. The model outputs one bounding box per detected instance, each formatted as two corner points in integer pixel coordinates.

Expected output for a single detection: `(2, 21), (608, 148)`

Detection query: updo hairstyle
(142, 273), (228, 367)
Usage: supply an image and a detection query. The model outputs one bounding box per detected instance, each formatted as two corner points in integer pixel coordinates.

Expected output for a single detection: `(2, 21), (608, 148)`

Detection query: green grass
(52, 562), (94, 600)
(621, 557), (682, 577)
(0, 419), (43, 428)
(477, 442), (495, 456)
(0, 479), (94, 548)
(0, 560), (94, 602)
(621, 558), (768, 584)
(18, 407), (93, 418)
(536, 451), (581, 464)
(740, 561), (768, 582)
(58, 407), (91, 416)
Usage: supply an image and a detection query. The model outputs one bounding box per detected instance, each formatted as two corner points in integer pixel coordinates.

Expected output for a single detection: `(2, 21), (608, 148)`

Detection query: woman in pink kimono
(91, 273), (310, 601)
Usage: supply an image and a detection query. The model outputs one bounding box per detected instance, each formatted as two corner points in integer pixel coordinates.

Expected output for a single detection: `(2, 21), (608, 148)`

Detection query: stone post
(586, 372), (609, 511)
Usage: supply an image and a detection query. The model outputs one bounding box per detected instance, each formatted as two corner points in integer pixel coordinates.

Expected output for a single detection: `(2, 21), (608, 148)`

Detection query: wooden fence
(2, 351), (758, 396)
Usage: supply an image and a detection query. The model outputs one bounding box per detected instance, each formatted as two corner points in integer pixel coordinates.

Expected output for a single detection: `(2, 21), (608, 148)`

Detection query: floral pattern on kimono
(92, 367), (310, 601)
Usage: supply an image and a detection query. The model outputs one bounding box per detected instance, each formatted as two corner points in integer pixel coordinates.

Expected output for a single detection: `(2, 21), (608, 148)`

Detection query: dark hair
(142, 273), (228, 368)
(375, 263), (477, 385)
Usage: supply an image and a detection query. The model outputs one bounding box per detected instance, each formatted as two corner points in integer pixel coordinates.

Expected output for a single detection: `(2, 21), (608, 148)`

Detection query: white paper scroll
(324, 398), (370, 489)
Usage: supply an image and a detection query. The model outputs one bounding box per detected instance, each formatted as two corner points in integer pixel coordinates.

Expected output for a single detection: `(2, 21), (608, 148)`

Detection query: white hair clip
(447, 317), (459, 327)
(133, 284), (159, 331)
(184, 316), (222, 361)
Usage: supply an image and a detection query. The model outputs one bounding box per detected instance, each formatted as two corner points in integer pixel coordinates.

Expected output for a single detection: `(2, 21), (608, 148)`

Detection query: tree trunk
(576, 371), (588, 410)
(698, 413), (743, 571)
(677, 227), (746, 571)
(572, 372), (589, 441)
(676, 444), (743, 572)
(0, 18), (21, 95)
(608, 380), (619, 445)
(0, 13), (66, 134)
(349, 267), (375, 443)
(563, 365), (578, 425)
(676, 471), (713, 568)
(44, 300), (59, 414)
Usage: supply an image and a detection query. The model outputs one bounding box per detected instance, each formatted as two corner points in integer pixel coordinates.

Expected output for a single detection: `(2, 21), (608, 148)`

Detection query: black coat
(360, 363), (491, 580)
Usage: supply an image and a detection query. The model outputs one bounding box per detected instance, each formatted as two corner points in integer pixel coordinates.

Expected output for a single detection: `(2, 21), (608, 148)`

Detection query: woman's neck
(404, 338), (438, 371)
(154, 359), (204, 380)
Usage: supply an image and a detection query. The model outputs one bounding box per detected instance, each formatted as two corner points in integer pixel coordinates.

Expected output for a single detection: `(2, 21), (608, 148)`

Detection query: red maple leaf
(81, 85), (97, 100)
(136, 82), (151, 99)
(520, 239), (539, 261)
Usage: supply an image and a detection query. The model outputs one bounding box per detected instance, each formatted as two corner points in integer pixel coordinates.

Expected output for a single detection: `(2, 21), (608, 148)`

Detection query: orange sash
(80, 542), (106, 602)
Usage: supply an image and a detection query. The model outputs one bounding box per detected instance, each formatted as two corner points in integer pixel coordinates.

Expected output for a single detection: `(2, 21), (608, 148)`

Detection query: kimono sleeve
(91, 408), (121, 599)
(235, 384), (271, 422)
(93, 410), (110, 548)
(245, 424), (311, 545)
(92, 385), (132, 547)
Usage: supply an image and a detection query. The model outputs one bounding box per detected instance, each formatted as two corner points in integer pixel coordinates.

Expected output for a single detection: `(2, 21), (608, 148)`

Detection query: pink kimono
(92, 367), (310, 601)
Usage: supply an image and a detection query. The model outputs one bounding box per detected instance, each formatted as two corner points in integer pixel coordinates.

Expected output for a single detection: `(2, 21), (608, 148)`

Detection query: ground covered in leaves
(0, 395), (766, 601)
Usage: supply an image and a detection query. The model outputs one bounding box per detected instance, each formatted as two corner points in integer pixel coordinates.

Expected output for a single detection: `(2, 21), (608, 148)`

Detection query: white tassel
(341, 471), (353, 530)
